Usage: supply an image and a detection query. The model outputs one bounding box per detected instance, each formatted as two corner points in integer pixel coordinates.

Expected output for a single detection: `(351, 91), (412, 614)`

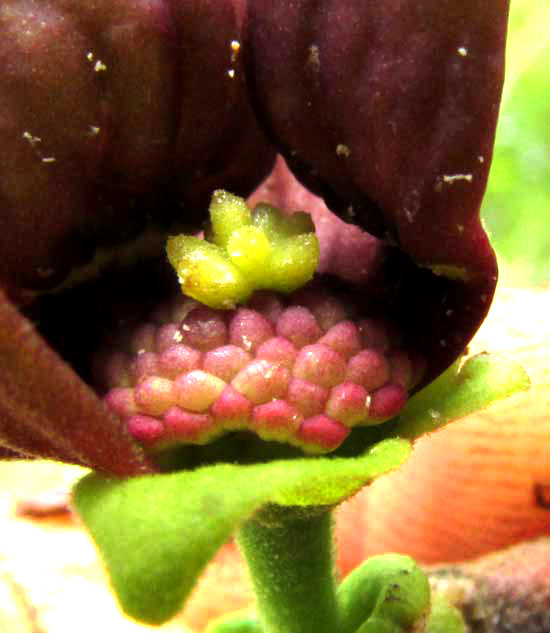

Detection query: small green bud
(250, 203), (286, 242)
(226, 225), (272, 286)
(210, 190), (252, 249)
(166, 235), (252, 309)
(252, 204), (315, 241)
(167, 191), (320, 308)
(268, 234), (320, 293)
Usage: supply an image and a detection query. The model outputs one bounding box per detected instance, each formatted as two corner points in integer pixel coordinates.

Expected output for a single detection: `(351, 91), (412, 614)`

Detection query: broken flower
(0, 0), (507, 475)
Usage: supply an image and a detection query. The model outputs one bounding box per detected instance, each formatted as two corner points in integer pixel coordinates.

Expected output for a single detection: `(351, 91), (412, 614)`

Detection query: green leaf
(391, 353), (530, 440)
(73, 438), (409, 625)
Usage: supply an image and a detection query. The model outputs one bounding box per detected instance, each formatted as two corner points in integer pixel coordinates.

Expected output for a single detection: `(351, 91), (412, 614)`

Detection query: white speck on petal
(478, 156), (485, 163)
(86, 51), (94, 61)
(230, 39), (240, 62)
(457, 47), (468, 57)
(227, 68), (235, 78)
(94, 60), (107, 72)
(443, 173), (473, 184)
(88, 125), (101, 136)
(307, 44), (320, 71)
(41, 156), (56, 163)
(22, 131), (41, 146)
(404, 208), (415, 223)
(336, 144), (351, 158)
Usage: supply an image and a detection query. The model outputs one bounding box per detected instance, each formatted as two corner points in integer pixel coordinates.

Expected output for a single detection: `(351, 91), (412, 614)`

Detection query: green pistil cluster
(166, 190), (320, 309)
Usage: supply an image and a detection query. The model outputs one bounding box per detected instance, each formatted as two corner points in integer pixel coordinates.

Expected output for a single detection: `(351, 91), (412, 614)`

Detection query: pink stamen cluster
(99, 287), (424, 454)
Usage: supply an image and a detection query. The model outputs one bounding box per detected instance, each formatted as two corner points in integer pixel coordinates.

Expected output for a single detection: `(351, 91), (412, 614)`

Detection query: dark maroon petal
(0, 0), (274, 469)
(0, 0), (510, 467)
(0, 0), (274, 296)
(169, 0), (276, 208)
(245, 0), (507, 260)
(0, 289), (156, 475)
(244, 0), (507, 380)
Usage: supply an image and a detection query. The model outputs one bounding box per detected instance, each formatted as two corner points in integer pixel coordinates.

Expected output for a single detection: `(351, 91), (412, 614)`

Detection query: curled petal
(244, 0), (507, 379)
(0, 289), (155, 475)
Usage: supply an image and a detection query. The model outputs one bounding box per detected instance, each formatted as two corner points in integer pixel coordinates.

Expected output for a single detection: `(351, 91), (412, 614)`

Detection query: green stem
(237, 505), (340, 633)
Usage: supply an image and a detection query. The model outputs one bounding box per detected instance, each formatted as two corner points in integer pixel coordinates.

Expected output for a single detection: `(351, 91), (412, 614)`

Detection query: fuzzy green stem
(237, 505), (340, 633)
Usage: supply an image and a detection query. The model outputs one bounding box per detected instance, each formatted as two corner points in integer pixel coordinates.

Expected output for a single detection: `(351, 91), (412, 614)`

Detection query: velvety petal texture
(0, 288), (155, 474)
(244, 0), (507, 379)
(0, 0), (509, 472)
(0, 0), (273, 472)
(0, 0), (274, 297)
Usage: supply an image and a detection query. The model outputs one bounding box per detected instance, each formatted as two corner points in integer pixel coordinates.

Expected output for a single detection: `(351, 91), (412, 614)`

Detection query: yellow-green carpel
(166, 190), (320, 309)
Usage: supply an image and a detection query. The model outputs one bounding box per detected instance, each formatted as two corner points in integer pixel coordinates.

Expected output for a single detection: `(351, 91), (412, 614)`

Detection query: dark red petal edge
(0, 289), (157, 476)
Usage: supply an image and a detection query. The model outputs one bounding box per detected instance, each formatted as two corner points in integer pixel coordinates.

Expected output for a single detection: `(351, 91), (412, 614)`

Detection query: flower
(0, 0), (507, 475)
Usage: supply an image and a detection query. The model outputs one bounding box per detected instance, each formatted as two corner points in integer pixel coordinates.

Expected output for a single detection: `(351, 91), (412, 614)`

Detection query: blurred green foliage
(482, 0), (550, 285)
